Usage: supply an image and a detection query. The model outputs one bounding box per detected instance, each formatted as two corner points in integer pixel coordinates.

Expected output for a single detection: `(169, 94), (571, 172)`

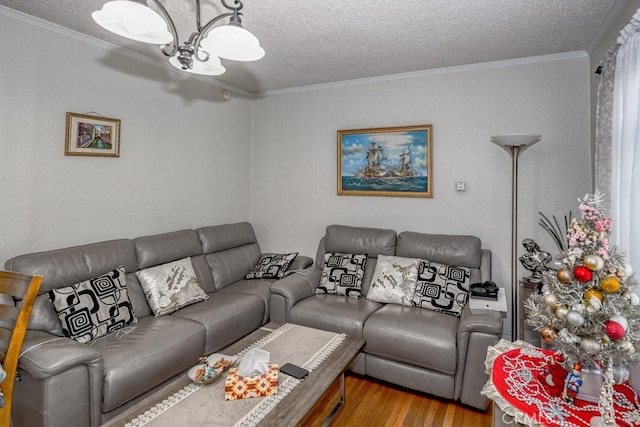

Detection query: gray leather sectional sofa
(4, 222), (310, 427)
(270, 225), (504, 410)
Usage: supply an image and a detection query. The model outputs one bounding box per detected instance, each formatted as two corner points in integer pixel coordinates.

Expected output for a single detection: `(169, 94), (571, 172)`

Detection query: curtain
(611, 9), (640, 275)
(594, 48), (618, 211)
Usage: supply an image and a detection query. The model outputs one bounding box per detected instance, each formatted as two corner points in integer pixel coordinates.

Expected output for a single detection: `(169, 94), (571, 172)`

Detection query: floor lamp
(491, 134), (541, 341)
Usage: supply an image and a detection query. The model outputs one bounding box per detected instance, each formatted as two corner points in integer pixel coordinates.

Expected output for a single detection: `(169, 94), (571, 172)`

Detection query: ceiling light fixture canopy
(92, 0), (264, 76)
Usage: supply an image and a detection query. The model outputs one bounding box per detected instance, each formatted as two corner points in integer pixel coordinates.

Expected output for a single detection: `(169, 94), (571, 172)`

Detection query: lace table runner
(124, 323), (346, 427)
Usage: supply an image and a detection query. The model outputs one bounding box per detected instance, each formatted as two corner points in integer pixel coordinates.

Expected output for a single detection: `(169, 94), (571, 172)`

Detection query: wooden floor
(302, 373), (492, 427)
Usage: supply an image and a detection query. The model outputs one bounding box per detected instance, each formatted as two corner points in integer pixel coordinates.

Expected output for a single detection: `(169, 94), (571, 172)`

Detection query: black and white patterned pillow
(412, 259), (471, 317)
(49, 266), (137, 343)
(245, 253), (298, 279)
(316, 252), (367, 298)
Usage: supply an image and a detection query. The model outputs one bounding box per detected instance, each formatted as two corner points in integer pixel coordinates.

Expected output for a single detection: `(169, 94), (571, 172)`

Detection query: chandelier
(92, 0), (264, 76)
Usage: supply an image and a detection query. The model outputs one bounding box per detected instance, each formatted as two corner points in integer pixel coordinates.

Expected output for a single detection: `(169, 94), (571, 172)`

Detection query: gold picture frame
(65, 112), (121, 157)
(338, 124), (433, 197)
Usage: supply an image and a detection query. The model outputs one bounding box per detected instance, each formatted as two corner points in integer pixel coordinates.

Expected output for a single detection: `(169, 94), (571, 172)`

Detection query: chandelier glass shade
(92, 0), (264, 76)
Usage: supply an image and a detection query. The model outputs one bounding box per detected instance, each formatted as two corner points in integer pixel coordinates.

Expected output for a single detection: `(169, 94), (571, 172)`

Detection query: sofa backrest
(196, 222), (261, 291)
(4, 239), (138, 336)
(396, 231), (484, 283)
(315, 225), (490, 295)
(133, 229), (215, 317)
(316, 225), (397, 295)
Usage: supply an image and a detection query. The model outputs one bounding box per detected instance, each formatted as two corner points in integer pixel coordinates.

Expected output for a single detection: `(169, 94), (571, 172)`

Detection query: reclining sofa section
(270, 224), (504, 410)
(4, 222), (310, 427)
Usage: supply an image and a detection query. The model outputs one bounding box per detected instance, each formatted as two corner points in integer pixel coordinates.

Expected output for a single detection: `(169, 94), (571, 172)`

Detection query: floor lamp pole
(509, 146), (522, 342)
(491, 134), (541, 341)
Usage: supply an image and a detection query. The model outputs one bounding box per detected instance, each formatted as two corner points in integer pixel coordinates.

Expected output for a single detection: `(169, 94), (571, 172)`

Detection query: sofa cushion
(93, 315), (205, 412)
(136, 258), (209, 316)
(412, 259), (471, 317)
(170, 292), (264, 354)
(289, 294), (382, 338)
(316, 253), (367, 298)
(366, 255), (419, 306)
(48, 266), (137, 343)
(364, 304), (459, 375)
(218, 279), (272, 325)
(245, 253), (298, 279)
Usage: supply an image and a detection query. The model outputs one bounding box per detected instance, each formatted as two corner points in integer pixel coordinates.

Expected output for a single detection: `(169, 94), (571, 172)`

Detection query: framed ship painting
(338, 124), (433, 197)
(65, 112), (120, 157)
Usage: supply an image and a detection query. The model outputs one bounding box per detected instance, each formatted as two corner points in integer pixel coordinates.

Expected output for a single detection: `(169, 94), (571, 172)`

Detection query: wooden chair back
(0, 271), (42, 427)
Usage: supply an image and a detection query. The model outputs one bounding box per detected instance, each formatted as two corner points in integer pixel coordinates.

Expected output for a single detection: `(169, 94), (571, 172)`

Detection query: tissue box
(224, 364), (279, 400)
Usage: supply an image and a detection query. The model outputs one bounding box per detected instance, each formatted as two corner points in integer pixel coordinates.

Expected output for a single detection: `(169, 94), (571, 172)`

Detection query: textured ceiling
(0, 0), (624, 95)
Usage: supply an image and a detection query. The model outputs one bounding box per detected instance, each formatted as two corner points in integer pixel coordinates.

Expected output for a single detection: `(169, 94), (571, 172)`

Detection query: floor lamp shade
(491, 134), (541, 341)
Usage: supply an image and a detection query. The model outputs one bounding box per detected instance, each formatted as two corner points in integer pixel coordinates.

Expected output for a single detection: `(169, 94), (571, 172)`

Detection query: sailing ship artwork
(338, 125), (432, 197)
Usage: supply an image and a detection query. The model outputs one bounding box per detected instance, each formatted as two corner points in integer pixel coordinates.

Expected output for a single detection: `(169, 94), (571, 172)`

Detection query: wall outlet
(456, 181), (467, 191)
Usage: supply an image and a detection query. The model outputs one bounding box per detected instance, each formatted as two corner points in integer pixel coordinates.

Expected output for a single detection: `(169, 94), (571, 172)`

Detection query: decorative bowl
(188, 353), (237, 385)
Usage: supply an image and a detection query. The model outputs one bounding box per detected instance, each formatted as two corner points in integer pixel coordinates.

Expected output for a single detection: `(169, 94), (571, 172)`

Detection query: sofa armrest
(457, 307), (503, 336)
(19, 330), (103, 427)
(289, 255), (313, 271)
(269, 267), (322, 322)
(454, 306), (503, 409)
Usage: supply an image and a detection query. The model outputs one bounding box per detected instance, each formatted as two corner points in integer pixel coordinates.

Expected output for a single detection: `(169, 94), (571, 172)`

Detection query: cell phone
(279, 363), (309, 379)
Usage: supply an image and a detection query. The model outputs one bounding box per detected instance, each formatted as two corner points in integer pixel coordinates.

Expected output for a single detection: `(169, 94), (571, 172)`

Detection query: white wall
(251, 55), (592, 340)
(0, 8), (594, 341)
(0, 13), (253, 264)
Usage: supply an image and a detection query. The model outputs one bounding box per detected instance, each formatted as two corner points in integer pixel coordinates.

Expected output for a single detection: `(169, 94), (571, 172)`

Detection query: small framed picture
(338, 124), (433, 197)
(65, 112), (121, 157)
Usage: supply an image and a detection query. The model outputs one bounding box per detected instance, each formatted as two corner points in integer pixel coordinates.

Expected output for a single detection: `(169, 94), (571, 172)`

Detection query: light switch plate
(456, 181), (467, 191)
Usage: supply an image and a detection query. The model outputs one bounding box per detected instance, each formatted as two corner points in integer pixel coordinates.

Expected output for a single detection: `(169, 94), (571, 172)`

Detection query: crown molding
(0, 4), (252, 97)
(261, 51), (589, 97)
(586, 0), (630, 54)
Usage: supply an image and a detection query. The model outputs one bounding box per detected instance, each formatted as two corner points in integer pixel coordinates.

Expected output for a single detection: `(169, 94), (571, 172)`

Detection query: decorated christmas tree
(525, 192), (640, 424)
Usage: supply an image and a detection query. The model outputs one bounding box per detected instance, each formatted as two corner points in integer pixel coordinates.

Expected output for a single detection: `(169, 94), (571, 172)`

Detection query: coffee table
(102, 322), (365, 426)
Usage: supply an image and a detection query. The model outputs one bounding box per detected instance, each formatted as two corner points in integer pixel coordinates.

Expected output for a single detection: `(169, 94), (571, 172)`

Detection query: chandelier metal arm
(92, 0), (262, 74)
(145, 0), (180, 57)
(220, 0), (243, 13)
(153, 0), (244, 62)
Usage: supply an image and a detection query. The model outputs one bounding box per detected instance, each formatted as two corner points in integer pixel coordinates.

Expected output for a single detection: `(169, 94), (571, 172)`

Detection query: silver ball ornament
(583, 254), (605, 271)
(623, 291), (640, 306)
(580, 338), (602, 355)
(555, 306), (569, 320)
(543, 293), (559, 309)
(588, 296), (602, 310)
(566, 310), (585, 327)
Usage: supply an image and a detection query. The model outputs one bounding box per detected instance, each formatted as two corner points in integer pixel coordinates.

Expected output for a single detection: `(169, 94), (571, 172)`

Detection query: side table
(482, 340), (640, 427)
(469, 287), (508, 312)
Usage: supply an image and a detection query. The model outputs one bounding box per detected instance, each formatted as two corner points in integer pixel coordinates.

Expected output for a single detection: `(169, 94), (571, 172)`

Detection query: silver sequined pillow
(366, 255), (419, 306)
(136, 258), (208, 316)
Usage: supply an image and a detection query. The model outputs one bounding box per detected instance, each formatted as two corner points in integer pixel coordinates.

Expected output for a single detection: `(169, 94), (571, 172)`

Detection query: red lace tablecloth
(482, 340), (640, 427)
